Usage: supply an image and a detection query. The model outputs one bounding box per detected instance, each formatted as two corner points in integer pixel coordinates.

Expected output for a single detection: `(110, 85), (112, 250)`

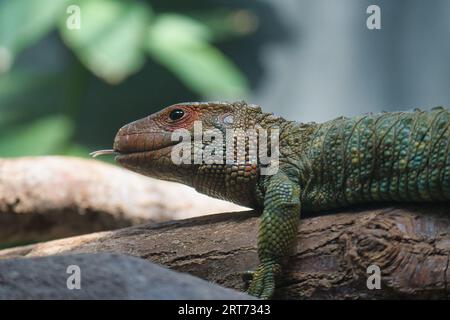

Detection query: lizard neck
(199, 119), (320, 208)
(192, 164), (260, 207)
(191, 113), (305, 208)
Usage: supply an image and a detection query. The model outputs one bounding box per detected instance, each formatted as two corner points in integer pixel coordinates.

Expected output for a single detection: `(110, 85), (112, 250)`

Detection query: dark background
(1, 0), (449, 159)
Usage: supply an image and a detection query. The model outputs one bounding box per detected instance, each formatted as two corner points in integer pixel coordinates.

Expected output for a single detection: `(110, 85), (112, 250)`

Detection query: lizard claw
(246, 262), (280, 299)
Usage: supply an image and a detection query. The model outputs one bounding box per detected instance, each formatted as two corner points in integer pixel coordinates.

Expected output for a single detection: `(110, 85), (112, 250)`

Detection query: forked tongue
(89, 149), (118, 158)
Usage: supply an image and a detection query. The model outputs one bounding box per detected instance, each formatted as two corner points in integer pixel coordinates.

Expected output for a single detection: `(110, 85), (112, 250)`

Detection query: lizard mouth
(90, 132), (181, 160)
(111, 131), (182, 165)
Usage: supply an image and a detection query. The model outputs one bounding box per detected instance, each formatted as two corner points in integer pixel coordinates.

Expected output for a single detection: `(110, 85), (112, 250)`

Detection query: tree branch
(1, 205), (449, 299)
(0, 156), (244, 245)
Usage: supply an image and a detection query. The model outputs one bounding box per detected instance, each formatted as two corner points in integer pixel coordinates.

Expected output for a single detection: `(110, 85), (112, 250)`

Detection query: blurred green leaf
(146, 14), (248, 99)
(59, 0), (151, 84)
(0, 69), (68, 128)
(0, 0), (69, 72)
(0, 115), (74, 157)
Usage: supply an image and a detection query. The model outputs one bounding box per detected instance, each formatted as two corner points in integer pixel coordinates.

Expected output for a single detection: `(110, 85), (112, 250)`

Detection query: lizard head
(112, 101), (266, 187)
(110, 101), (292, 206)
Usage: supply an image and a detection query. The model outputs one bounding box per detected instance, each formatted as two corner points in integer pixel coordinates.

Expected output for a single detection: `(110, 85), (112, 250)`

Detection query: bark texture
(1, 205), (449, 299)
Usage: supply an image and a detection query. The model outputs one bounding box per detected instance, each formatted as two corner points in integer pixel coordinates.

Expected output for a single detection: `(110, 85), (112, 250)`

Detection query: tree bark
(0, 205), (449, 299)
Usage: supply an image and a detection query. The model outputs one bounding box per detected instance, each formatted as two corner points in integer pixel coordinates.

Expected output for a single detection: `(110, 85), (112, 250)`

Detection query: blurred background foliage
(0, 0), (259, 158)
(1, 0), (450, 159)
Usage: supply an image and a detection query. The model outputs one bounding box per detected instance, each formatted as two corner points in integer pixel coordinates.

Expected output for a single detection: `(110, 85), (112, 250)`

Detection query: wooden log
(0, 156), (244, 245)
(1, 205), (448, 299)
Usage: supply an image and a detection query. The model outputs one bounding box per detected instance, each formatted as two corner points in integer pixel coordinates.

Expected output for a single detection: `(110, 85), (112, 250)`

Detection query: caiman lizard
(92, 102), (450, 298)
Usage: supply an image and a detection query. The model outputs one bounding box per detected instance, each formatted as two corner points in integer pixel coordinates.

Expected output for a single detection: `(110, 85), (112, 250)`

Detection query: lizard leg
(247, 172), (301, 299)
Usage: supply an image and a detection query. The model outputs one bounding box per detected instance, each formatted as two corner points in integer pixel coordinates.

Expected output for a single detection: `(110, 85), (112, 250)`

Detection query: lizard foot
(246, 262), (280, 299)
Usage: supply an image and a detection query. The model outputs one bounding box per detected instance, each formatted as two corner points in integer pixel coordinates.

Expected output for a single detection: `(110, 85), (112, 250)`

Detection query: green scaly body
(283, 106), (450, 211)
(111, 102), (450, 299)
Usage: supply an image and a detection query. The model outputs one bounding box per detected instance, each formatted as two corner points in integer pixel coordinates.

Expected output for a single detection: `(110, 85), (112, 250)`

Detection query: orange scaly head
(112, 101), (270, 206)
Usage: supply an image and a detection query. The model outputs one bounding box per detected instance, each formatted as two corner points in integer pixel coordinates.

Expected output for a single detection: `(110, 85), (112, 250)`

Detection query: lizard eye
(168, 109), (185, 121)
